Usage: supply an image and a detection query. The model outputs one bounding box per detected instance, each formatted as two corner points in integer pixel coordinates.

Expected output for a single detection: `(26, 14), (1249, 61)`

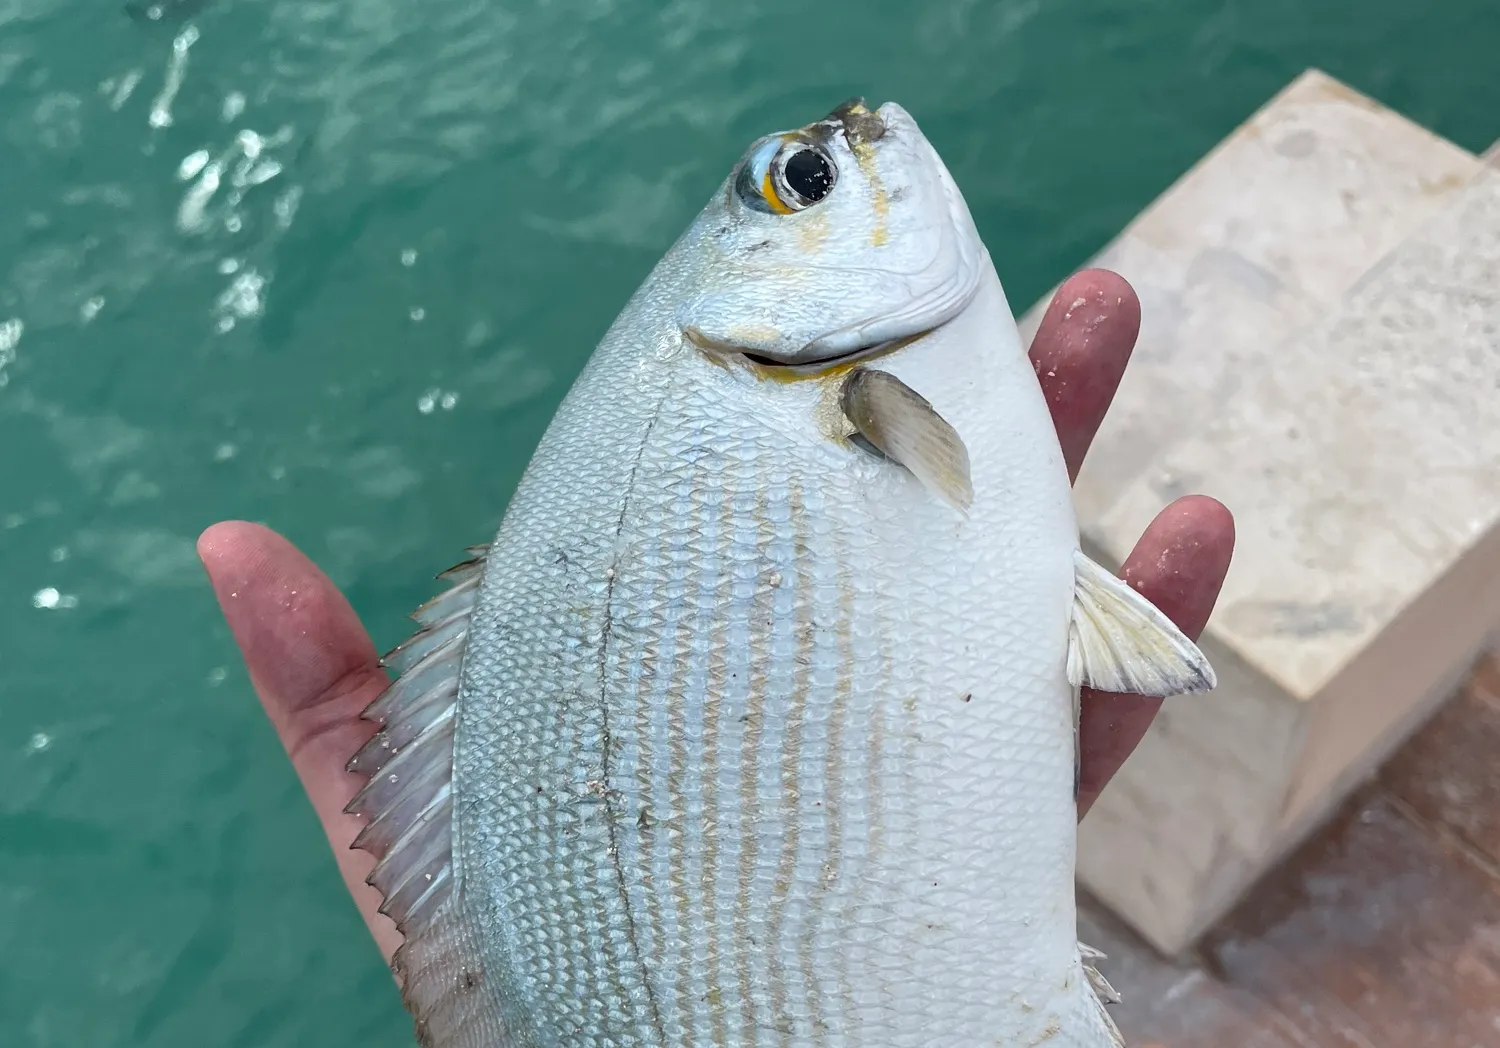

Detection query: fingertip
(197, 519), (381, 717)
(1031, 268), (1141, 358)
(1190, 493), (1236, 548)
(198, 518), (282, 562)
(197, 520), (296, 604)
(1077, 495), (1235, 817)
(1180, 494), (1236, 573)
(1140, 492), (1234, 541)
(1063, 268), (1139, 321)
(198, 518), (261, 560)
(1119, 495), (1235, 641)
(198, 520), (399, 959)
(1028, 268), (1142, 480)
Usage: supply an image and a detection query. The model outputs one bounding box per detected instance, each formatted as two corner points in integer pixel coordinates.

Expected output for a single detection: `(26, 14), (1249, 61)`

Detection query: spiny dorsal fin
(841, 366), (973, 511)
(346, 544), (508, 1047)
(1067, 549), (1216, 696)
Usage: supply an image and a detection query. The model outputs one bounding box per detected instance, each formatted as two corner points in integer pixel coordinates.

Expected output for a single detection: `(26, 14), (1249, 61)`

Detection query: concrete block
(1021, 69), (1500, 954)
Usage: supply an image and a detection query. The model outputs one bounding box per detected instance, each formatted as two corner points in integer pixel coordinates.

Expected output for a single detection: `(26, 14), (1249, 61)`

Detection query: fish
(346, 98), (1216, 1048)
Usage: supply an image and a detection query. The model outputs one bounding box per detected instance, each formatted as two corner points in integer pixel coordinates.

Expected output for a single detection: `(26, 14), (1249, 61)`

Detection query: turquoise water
(1, 0), (1496, 1044)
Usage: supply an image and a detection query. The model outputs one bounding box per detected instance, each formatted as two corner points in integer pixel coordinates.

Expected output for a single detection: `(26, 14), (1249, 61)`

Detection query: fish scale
(349, 99), (1215, 1048)
(615, 396), (845, 1045)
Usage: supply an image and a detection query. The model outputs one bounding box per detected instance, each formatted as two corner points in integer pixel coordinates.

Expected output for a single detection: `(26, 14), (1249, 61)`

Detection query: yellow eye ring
(735, 135), (837, 215)
(760, 169), (795, 215)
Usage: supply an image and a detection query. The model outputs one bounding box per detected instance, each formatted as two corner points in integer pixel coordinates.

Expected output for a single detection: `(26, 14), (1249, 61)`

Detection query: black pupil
(783, 149), (834, 203)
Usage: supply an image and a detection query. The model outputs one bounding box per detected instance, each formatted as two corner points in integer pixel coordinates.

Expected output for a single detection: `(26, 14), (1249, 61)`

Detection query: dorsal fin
(346, 544), (508, 1047)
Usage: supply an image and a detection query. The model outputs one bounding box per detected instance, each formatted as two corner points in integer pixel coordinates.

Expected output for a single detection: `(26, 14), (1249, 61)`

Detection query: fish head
(676, 99), (985, 371)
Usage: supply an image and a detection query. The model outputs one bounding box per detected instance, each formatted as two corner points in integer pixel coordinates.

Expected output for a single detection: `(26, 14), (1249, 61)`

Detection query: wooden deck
(1082, 651), (1500, 1047)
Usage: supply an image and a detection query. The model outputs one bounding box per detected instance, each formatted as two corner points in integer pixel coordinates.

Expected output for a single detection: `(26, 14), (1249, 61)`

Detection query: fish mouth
(682, 325), (922, 379)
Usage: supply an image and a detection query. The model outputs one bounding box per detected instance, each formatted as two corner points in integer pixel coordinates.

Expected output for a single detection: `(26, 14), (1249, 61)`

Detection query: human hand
(1024, 271), (1234, 813)
(196, 268), (1234, 964)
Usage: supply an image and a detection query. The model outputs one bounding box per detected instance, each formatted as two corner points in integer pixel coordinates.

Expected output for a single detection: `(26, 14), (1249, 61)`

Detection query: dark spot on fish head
(961, 692), (972, 703)
(748, 239), (773, 252)
(459, 967), (481, 991)
(795, 97), (888, 151)
(823, 97), (888, 146)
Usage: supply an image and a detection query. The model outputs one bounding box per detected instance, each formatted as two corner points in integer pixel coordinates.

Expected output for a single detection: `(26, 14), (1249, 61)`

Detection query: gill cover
(676, 100), (985, 366)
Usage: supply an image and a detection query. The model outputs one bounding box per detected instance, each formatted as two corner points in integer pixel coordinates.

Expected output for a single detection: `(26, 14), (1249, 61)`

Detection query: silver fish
(347, 98), (1215, 1048)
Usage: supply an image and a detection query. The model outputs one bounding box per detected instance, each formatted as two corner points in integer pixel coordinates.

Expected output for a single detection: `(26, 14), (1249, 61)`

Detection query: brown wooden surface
(1081, 650), (1500, 1048)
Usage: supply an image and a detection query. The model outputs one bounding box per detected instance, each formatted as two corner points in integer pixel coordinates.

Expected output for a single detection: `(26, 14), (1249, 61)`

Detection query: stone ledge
(1023, 69), (1500, 954)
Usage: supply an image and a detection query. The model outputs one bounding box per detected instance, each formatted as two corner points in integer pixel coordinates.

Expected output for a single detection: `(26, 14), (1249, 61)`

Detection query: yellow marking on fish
(681, 326), (742, 373)
(802, 549), (854, 1046)
(703, 465), (734, 1046)
(807, 334), (925, 441)
(812, 373), (860, 444)
(797, 209), (830, 255)
(850, 134), (890, 247)
(751, 355), (865, 386)
(631, 596), (665, 981)
(767, 475), (811, 1044)
(736, 518), (774, 1038)
(733, 322), (784, 345)
(865, 628), (892, 1014)
(745, 468), (783, 1043)
(762, 170), (795, 215)
(664, 531), (696, 1032)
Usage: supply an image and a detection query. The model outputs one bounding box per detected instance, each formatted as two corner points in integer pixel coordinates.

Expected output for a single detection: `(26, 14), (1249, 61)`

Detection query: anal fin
(1067, 549), (1216, 697)
(1080, 942), (1126, 1047)
(1079, 942), (1121, 1005)
(346, 544), (507, 1047)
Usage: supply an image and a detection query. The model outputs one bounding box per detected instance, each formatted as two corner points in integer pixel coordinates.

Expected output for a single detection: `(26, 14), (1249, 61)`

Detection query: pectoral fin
(1067, 549), (1217, 696)
(841, 367), (972, 511)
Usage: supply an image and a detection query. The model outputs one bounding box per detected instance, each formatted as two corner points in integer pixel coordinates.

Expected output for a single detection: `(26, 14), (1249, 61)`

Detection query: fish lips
(677, 245), (985, 370)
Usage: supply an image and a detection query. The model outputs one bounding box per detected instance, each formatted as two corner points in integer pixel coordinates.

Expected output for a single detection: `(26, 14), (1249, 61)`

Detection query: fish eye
(781, 148), (835, 204)
(736, 137), (839, 215)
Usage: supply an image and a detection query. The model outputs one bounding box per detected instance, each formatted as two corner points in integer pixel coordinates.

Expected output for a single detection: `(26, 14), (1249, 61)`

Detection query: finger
(1076, 495), (1235, 818)
(197, 520), (402, 962)
(1027, 268), (1141, 481)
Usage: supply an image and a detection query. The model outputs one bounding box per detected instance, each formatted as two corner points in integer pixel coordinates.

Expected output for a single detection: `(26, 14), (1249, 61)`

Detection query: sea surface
(1, 0), (1496, 1044)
